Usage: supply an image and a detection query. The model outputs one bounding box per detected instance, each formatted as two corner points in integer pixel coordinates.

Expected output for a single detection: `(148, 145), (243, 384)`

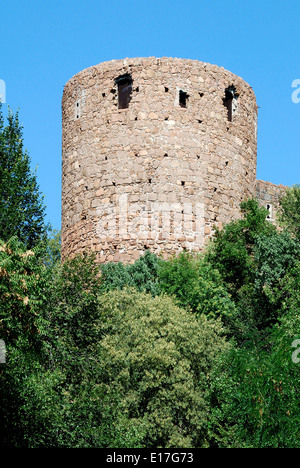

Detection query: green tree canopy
(0, 106), (46, 248)
(93, 288), (230, 448)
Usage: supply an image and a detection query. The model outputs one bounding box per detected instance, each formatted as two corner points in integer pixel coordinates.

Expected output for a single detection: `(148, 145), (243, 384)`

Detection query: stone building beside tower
(61, 57), (286, 263)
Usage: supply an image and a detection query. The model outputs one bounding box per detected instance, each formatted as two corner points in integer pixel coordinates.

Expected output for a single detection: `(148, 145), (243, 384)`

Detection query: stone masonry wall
(61, 57), (258, 263)
(256, 179), (287, 223)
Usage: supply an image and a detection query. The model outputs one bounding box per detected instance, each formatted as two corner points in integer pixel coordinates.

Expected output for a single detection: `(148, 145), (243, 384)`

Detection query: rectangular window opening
(115, 74), (133, 109)
(223, 85), (239, 122)
(179, 90), (189, 108)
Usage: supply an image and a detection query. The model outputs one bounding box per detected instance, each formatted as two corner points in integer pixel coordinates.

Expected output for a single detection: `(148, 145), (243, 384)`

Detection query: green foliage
(279, 184), (300, 237)
(206, 199), (300, 447)
(158, 252), (237, 324)
(94, 289), (229, 448)
(100, 250), (161, 296)
(0, 106), (46, 248)
(0, 193), (299, 448)
(206, 199), (275, 295)
(211, 331), (300, 448)
(0, 236), (50, 347)
(0, 236), (54, 447)
(40, 226), (61, 268)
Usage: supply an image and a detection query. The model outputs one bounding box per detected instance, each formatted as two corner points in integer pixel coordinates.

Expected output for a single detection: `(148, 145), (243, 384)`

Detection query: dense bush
(93, 289), (229, 448)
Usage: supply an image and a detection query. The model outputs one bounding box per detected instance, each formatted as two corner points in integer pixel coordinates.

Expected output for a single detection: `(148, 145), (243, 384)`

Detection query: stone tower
(61, 57), (258, 263)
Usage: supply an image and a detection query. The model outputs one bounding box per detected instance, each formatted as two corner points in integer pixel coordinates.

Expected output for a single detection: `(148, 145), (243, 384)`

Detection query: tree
(205, 199), (275, 296)
(93, 289), (230, 448)
(206, 200), (300, 448)
(99, 250), (161, 296)
(0, 236), (54, 447)
(158, 251), (237, 325)
(0, 105), (46, 248)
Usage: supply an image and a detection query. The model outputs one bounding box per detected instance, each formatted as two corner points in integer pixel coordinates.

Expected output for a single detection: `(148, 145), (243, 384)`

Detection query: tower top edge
(63, 57), (255, 94)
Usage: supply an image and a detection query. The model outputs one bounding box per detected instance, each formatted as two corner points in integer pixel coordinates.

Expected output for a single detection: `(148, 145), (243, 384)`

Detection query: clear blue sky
(1, 0), (299, 230)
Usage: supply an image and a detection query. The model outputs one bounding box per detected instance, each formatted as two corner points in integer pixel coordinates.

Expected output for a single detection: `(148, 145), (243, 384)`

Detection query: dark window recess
(223, 85), (239, 122)
(179, 90), (189, 108)
(181, 181), (185, 186)
(76, 101), (80, 119)
(115, 74), (133, 109)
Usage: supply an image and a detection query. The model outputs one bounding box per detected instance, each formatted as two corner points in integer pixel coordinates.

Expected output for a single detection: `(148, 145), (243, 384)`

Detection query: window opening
(115, 74), (133, 109)
(266, 203), (272, 220)
(75, 100), (81, 119)
(179, 90), (189, 108)
(223, 85), (239, 122)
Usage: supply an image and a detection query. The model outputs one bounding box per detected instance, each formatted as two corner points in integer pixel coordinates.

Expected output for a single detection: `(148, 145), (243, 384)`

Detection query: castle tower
(61, 57), (258, 263)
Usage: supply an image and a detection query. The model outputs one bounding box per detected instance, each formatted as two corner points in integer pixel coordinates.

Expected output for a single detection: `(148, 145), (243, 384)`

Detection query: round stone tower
(61, 57), (258, 263)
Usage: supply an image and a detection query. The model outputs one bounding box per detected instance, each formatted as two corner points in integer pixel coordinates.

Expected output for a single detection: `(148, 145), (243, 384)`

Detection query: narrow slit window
(115, 74), (133, 109)
(223, 85), (239, 122)
(75, 100), (81, 119)
(179, 90), (189, 108)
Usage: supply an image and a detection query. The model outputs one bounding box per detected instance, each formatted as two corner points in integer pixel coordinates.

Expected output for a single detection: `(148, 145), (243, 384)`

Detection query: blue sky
(1, 0), (299, 230)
